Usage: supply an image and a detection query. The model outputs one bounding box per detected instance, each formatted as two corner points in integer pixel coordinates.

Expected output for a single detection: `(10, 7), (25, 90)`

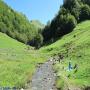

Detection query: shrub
(79, 5), (90, 21)
(55, 13), (77, 37)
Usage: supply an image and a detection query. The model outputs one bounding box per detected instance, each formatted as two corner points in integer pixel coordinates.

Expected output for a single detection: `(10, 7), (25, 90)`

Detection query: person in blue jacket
(68, 61), (72, 71)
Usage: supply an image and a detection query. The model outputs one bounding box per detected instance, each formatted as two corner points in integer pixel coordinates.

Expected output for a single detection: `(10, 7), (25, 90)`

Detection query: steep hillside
(42, 0), (90, 43)
(0, 32), (47, 88)
(0, 0), (43, 46)
(40, 21), (90, 89)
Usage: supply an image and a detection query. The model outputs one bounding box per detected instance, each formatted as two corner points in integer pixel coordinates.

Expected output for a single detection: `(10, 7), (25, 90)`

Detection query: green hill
(40, 21), (90, 89)
(0, 0), (43, 46)
(31, 20), (45, 29)
(0, 32), (47, 88)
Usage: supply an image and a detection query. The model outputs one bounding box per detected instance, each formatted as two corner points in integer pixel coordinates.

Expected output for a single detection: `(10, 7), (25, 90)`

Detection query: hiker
(68, 61), (72, 71)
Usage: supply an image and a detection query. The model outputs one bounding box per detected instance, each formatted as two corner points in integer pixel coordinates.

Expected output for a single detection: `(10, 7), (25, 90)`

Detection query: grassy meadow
(0, 32), (48, 88)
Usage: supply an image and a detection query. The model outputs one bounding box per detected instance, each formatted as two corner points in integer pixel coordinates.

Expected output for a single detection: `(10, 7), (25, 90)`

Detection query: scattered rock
(30, 60), (57, 90)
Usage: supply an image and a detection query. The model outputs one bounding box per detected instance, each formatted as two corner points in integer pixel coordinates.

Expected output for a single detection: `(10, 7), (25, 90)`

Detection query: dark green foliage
(34, 34), (43, 49)
(63, 0), (79, 10)
(42, 21), (52, 42)
(42, 7), (77, 42)
(57, 13), (77, 35)
(28, 33), (43, 49)
(54, 7), (77, 37)
(42, 0), (90, 43)
(0, 0), (43, 47)
(81, 0), (90, 6)
(79, 5), (90, 21)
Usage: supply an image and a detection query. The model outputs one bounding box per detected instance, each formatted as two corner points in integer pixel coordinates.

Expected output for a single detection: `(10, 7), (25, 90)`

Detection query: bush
(55, 13), (77, 37)
(28, 34), (43, 49)
(79, 5), (90, 21)
(65, 14), (77, 31)
(34, 34), (43, 49)
(81, 0), (90, 6)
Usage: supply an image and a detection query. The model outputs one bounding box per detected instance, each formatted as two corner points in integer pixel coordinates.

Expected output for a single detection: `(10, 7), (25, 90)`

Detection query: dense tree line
(42, 0), (90, 43)
(0, 0), (43, 48)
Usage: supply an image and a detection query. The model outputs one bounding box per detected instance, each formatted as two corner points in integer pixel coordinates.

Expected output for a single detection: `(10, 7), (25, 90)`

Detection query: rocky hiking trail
(30, 58), (57, 90)
(26, 57), (82, 90)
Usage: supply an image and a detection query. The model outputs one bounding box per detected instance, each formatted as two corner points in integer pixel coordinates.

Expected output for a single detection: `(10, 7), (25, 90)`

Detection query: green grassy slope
(0, 32), (47, 88)
(40, 21), (90, 89)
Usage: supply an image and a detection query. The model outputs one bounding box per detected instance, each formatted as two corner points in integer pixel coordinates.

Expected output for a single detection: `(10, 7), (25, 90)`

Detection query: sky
(4, 0), (63, 24)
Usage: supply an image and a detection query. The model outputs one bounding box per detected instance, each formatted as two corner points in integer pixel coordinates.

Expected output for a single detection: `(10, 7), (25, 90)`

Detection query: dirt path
(30, 58), (57, 90)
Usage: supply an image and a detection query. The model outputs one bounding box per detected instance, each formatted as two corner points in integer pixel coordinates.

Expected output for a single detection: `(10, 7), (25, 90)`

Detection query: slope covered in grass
(40, 21), (90, 89)
(0, 32), (47, 88)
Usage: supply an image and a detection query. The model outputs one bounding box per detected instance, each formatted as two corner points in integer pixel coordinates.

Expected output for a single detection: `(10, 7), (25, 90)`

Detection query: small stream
(30, 59), (57, 90)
